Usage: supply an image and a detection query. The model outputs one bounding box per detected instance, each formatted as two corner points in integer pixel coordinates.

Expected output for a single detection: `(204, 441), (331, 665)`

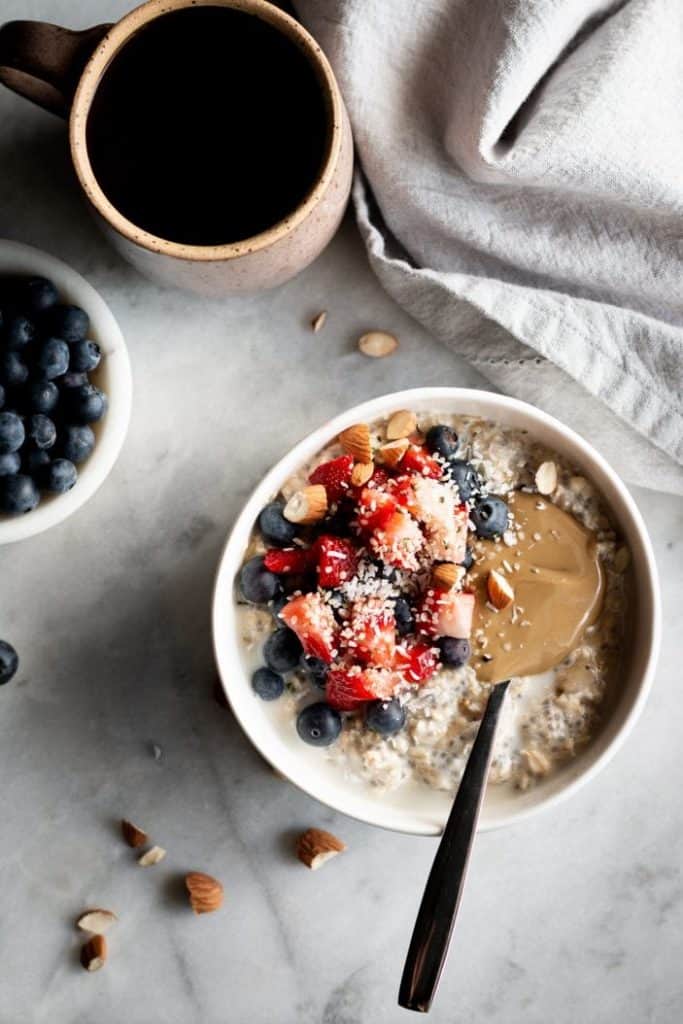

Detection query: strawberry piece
(326, 666), (398, 711)
(279, 593), (338, 663)
(370, 466), (390, 488)
(263, 547), (313, 575)
(402, 446), (443, 479)
(309, 455), (354, 502)
(347, 599), (396, 667)
(388, 475), (419, 515)
(395, 642), (439, 684)
(355, 486), (398, 532)
(417, 589), (475, 639)
(411, 477), (468, 564)
(370, 509), (423, 570)
(314, 534), (358, 588)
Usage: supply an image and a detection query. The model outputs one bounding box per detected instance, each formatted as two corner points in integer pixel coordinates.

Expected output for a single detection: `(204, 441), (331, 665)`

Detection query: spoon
(398, 678), (510, 1013)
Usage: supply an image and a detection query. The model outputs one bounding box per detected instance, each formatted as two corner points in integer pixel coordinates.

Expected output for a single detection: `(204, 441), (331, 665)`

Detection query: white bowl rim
(212, 387), (661, 835)
(0, 239), (132, 544)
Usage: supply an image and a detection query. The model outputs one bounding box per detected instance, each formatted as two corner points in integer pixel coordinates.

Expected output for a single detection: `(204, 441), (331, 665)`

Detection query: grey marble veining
(1, 3), (682, 1022)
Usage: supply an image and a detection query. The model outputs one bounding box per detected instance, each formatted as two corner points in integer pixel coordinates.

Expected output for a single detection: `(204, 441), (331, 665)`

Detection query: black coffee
(86, 7), (329, 245)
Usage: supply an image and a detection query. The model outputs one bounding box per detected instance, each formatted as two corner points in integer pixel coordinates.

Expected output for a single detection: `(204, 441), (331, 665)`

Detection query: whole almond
(296, 828), (346, 870)
(535, 461), (558, 495)
(376, 438), (409, 468)
(138, 845), (166, 867)
(185, 872), (224, 914)
(76, 909), (118, 935)
(80, 934), (107, 972)
(432, 562), (464, 590)
(351, 461), (374, 487)
(487, 569), (515, 609)
(121, 819), (148, 849)
(386, 409), (417, 440)
(338, 423), (373, 464)
(283, 485), (327, 525)
(358, 330), (398, 358)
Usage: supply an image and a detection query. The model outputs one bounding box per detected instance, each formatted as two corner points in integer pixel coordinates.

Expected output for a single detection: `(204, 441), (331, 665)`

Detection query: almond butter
(351, 461), (374, 487)
(432, 562), (464, 590)
(535, 461), (558, 495)
(121, 819), (148, 849)
(138, 845), (166, 867)
(357, 330), (398, 358)
(296, 828), (346, 870)
(283, 485), (327, 524)
(386, 409), (417, 440)
(376, 438), (409, 468)
(311, 310), (327, 333)
(76, 909), (118, 935)
(185, 872), (224, 914)
(487, 569), (515, 609)
(338, 423), (373, 464)
(80, 934), (107, 972)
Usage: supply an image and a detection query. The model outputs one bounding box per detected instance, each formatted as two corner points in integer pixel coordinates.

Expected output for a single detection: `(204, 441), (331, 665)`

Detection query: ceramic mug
(0, 0), (353, 296)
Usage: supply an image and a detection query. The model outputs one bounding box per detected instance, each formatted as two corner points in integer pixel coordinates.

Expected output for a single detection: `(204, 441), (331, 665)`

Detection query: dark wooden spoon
(398, 679), (511, 1013)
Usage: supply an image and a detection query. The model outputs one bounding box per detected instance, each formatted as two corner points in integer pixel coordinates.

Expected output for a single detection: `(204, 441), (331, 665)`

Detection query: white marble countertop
(1, 3), (682, 1021)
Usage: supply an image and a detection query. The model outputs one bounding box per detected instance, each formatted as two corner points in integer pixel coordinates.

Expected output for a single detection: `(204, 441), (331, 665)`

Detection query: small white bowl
(0, 240), (132, 544)
(213, 388), (661, 835)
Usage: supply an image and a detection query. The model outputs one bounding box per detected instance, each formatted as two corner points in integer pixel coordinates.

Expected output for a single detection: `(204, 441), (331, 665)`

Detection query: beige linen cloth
(295, 0), (683, 493)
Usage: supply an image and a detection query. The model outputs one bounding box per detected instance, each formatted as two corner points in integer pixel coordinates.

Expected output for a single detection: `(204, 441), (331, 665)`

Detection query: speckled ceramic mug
(0, 0), (353, 296)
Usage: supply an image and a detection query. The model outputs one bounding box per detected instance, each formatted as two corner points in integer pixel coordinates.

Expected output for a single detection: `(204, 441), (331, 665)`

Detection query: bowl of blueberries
(0, 239), (132, 543)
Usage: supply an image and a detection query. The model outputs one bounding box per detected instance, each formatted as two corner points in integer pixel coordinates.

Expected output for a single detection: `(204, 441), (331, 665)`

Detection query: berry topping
(309, 454), (354, 502)
(296, 702), (342, 746)
(258, 501), (298, 547)
(345, 599), (396, 667)
(302, 655), (329, 689)
(252, 667), (285, 701)
(401, 446), (442, 479)
(263, 627), (303, 673)
(447, 458), (480, 502)
(417, 588), (475, 639)
(314, 534), (358, 588)
(470, 496), (509, 538)
(239, 556), (282, 605)
(425, 424), (458, 459)
(438, 637), (471, 668)
(355, 486), (398, 532)
(279, 592), (338, 663)
(326, 666), (398, 711)
(369, 509), (423, 571)
(395, 642), (439, 684)
(263, 547), (314, 575)
(365, 697), (406, 736)
(393, 596), (415, 636)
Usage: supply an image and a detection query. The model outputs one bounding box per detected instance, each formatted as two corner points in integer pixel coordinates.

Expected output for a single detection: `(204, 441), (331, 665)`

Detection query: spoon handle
(398, 679), (511, 1013)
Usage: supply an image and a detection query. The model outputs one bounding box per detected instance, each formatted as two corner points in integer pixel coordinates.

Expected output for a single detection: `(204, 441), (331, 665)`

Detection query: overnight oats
(234, 409), (630, 795)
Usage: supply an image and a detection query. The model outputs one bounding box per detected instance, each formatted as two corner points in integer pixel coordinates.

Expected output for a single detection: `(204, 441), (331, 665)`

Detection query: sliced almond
(283, 485), (327, 525)
(386, 409), (417, 440)
(138, 845), (166, 867)
(80, 934), (107, 972)
(487, 569), (515, 610)
(76, 909), (118, 935)
(535, 461), (558, 495)
(351, 461), (374, 487)
(311, 310), (327, 333)
(338, 423), (373, 464)
(296, 828), (346, 870)
(121, 818), (147, 849)
(376, 438), (409, 468)
(185, 872), (224, 914)
(432, 562), (464, 590)
(357, 330), (398, 358)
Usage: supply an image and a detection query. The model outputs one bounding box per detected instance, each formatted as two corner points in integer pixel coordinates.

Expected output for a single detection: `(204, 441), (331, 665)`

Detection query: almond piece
(121, 819), (148, 849)
(185, 872), (224, 914)
(351, 461), (374, 487)
(311, 311), (327, 333)
(283, 485), (327, 525)
(76, 909), (118, 935)
(358, 330), (398, 358)
(487, 569), (515, 609)
(338, 423), (373, 464)
(376, 438), (409, 468)
(386, 409), (417, 440)
(80, 934), (107, 972)
(432, 562), (464, 590)
(535, 461), (558, 495)
(296, 828), (346, 870)
(138, 845), (166, 867)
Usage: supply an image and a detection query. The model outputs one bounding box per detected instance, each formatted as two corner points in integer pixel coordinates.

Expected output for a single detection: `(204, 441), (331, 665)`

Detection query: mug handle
(0, 20), (111, 118)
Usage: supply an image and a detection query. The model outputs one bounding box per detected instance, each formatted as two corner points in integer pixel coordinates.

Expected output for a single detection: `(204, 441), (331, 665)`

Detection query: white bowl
(0, 240), (132, 544)
(212, 388), (661, 835)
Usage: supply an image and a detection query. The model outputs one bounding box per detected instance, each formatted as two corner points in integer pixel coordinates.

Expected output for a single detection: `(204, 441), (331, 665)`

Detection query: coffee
(86, 7), (329, 246)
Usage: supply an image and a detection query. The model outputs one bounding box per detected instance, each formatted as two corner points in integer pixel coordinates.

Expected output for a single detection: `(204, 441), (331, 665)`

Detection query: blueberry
(296, 702), (342, 746)
(470, 496), (509, 538)
(251, 666), (285, 701)
(0, 473), (40, 515)
(42, 457), (77, 493)
(263, 626), (303, 673)
(438, 637), (471, 667)
(61, 371), (88, 389)
(394, 596), (415, 636)
(320, 497), (355, 538)
(302, 655), (328, 689)
(239, 556), (281, 604)
(0, 411), (25, 453)
(425, 424), (458, 459)
(0, 452), (20, 476)
(60, 424), (95, 464)
(64, 383), (107, 423)
(23, 448), (50, 477)
(271, 591), (289, 619)
(0, 350), (29, 387)
(27, 413), (56, 450)
(365, 698), (406, 736)
(461, 545), (474, 571)
(258, 501), (297, 546)
(47, 304), (89, 343)
(23, 276), (58, 315)
(4, 314), (36, 350)
(35, 338), (70, 380)
(0, 640), (19, 685)
(448, 459), (481, 502)
(69, 340), (101, 373)
(27, 379), (59, 414)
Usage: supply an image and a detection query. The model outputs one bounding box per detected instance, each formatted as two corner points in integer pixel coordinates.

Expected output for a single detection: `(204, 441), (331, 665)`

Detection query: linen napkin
(295, 0), (683, 493)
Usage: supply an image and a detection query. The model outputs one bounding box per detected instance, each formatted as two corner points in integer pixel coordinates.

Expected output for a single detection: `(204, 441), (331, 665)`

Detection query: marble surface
(1, 3), (682, 1021)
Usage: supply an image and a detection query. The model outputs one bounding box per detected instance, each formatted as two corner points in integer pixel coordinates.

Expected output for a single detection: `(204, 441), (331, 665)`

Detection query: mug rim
(69, 0), (343, 262)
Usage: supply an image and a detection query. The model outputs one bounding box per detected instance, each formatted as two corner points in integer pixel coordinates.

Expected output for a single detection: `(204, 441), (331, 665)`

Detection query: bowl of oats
(213, 388), (660, 834)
